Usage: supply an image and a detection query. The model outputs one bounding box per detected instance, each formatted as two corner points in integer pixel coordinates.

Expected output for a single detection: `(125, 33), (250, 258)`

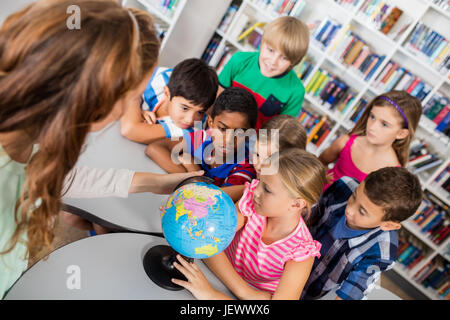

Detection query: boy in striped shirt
(302, 167), (423, 300)
(120, 58), (218, 144)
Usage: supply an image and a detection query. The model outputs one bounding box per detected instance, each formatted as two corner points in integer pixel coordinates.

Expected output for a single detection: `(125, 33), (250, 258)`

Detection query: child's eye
(369, 113), (375, 120)
(382, 122), (388, 127)
(358, 207), (365, 216)
(198, 111), (205, 116)
(264, 185), (271, 193)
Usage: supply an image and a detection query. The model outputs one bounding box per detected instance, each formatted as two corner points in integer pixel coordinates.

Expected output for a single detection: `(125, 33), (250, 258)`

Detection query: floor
(28, 214), (415, 300)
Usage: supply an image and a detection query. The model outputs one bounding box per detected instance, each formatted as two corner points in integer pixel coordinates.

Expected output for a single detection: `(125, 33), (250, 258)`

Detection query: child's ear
(379, 221), (401, 231)
(396, 128), (409, 140)
(163, 86), (171, 100)
(207, 114), (214, 129)
(292, 199), (307, 212)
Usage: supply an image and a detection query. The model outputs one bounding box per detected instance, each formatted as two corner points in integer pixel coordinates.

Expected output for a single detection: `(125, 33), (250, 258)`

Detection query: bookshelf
(202, 0), (450, 299)
(124, 0), (232, 67)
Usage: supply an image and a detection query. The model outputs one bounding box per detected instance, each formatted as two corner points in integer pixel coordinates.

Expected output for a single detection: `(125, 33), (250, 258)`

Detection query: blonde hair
(262, 16), (310, 66)
(268, 148), (327, 222)
(350, 90), (422, 166)
(261, 114), (307, 150)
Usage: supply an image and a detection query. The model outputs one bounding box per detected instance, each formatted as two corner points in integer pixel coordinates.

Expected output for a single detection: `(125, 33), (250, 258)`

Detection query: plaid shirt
(302, 176), (398, 300)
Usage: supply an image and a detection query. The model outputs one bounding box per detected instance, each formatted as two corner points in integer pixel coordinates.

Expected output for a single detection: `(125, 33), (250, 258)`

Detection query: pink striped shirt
(224, 179), (322, 294)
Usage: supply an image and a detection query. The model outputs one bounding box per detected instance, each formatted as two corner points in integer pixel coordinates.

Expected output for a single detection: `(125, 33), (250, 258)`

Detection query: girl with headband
(319, 90), (422, 191)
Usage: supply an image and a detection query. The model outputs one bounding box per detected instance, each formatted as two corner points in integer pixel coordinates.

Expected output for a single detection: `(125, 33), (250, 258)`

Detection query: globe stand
(143, 244), (192, 291)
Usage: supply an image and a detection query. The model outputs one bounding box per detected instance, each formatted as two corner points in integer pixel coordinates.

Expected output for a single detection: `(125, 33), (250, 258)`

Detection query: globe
(161, 180), (237, 259)
(143, 176), (237, 290)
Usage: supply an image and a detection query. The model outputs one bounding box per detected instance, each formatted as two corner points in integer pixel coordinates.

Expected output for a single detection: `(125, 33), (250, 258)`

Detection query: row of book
(410, 193), (449, 246)
(329, 25), (386, 81)
(298, 108), (333, 147)
(215, 46), (235, 74)
(249, 0), (307, 17)
(333, 0), (361, 10)
(426, 0), (450, 12)
(397, 232), (427, 271)
(305, 68), (358, 112)
(431, 164), (450, 195)
(201, 35), (221, 64)
(151, 0), (181, 17)
(242, 28), (263, 50)
(294, 57), (315, 81)
(218, 3), (239, 34)
(422, 92), (450, 134)
(413, 257), (449, 300)
(348, 96), (369, 123)
(404, 22), (450, 75)
(355, 0), (412, 40)
(310, 17), (342, 51)
(372, 60), (432, 102)
(408, 139), (443, 175)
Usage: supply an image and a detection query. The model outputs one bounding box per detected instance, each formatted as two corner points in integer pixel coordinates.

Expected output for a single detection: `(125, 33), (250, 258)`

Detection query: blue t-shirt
(183, 130), (255, 187)
(142, 67), (172, 113)
(331, 215), (371, 239)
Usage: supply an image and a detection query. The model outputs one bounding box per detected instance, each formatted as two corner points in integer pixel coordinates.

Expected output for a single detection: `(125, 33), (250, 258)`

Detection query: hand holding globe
(143, 176), (237, 291)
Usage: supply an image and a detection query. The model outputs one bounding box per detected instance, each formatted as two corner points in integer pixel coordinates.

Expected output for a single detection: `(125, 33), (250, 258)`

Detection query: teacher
(0, 0), (200, 298)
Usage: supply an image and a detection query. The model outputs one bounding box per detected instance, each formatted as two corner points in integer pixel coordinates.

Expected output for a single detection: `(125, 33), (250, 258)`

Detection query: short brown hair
(261, 114), (307, 150)
(262, 16), (310, 66)
(364, 167), (423, 222)
(167, 58), (218, 110)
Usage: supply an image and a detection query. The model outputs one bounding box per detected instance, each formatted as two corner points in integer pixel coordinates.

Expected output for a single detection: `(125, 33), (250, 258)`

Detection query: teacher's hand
(128, 170), (204, 194)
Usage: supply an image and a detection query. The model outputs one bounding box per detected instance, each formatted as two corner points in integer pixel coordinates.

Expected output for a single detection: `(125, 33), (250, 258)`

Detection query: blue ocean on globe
(160, 181), (237, 259)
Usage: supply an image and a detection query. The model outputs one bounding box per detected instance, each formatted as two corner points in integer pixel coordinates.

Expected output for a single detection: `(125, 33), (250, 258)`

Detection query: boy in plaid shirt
(302, 167), (423, 300)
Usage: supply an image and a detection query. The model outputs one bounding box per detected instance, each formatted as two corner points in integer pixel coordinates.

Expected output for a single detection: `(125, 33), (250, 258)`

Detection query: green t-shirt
(0, 144), (30, 299)
(218, 51), (305, 129)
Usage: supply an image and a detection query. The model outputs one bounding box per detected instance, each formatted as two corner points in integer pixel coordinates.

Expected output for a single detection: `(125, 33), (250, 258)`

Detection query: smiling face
(344, 182), (401, 231)
(165, 86), (207, 130)
(365, 106), (409, 146)
(258, 42), (292, 78)
(207, 112), (251, 157)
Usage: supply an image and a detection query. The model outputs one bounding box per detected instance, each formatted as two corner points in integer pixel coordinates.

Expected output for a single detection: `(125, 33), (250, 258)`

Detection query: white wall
(0, 0), (35, 24)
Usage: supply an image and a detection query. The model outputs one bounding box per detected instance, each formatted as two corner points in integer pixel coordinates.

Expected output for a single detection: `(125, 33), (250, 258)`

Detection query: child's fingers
(176, 255), (197, 274)
(142, 111), (155, 124)
(171, 277), (190, 289)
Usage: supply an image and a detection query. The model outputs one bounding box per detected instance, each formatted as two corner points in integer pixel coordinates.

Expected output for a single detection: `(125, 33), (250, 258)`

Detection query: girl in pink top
(320, 91), (422, 191)
(171, 148), (327, 299)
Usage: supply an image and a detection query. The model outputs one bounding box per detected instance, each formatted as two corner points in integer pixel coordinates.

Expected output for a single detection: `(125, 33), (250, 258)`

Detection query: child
(160, 87), (258, 194)
(120, 58), (218, 143)
(171, 148), (328, 300)
(319, 90), (422, 190)
(302, 167), (423, 300)
(253, 114), (307, 178)
(218, 16), (310, 129)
